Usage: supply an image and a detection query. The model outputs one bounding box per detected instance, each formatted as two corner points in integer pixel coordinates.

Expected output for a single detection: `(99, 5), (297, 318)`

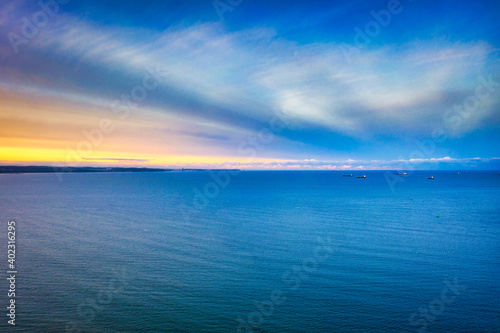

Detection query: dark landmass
(0, 166), (241, 174)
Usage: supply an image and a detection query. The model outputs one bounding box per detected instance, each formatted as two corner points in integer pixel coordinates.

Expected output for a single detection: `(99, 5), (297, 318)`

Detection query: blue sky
(0, 0), (499, 169)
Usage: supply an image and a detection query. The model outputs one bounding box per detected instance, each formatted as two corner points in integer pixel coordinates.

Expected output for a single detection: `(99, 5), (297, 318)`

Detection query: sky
(0, 0), (499, 170)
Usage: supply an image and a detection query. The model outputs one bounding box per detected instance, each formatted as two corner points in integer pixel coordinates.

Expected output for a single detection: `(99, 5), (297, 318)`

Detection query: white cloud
(147, 156), (500, 170)
(20, 17), (496, 138)
(1, 10), (498, 162)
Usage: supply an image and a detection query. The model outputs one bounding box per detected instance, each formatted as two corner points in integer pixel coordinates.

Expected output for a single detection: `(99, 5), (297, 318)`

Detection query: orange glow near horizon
(0, 146), (290, 168)
(0, 88), (276, 168)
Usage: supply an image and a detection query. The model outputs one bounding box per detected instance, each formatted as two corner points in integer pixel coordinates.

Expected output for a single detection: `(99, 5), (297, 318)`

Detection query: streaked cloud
(0, 0), (499, 168)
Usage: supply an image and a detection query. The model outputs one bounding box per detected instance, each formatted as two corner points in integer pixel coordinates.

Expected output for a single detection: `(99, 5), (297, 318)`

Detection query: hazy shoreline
(0, 166), (241, 174)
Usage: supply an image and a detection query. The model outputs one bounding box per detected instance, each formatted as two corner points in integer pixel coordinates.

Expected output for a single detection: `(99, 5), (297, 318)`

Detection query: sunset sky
(1, 0), (499, 170)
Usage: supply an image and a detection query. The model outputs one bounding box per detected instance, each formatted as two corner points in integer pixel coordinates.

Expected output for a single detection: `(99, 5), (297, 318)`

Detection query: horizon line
(0, 165), (499, 174)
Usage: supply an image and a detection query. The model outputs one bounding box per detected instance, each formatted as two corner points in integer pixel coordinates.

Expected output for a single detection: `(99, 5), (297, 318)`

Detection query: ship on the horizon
(357, 175), (366, 178)
(342, 174), (353, 177)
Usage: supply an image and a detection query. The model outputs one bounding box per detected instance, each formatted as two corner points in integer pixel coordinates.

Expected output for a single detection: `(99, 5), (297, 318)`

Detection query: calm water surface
(0, 171), (498, 332)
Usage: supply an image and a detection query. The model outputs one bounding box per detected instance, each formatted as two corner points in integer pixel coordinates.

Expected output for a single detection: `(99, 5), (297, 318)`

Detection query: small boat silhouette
(357, 175), (366, 178)
(428, 176), (434, 179)
(342, 174), (353, 177)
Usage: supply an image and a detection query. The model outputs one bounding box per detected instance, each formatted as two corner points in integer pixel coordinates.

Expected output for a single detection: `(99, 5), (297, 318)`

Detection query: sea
(0, 170), (498, 332)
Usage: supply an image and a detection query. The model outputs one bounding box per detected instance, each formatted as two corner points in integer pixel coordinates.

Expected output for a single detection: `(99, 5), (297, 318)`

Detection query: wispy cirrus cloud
(0, 0), (499, 167)
(3, 13), (497, 135)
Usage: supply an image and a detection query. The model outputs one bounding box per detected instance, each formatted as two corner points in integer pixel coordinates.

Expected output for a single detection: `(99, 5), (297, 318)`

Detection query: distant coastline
(0, 166), (241, 174)
(1, 166), (498, 174)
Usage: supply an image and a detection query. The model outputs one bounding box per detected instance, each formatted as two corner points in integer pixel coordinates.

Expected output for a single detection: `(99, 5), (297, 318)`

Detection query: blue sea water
(0, 170), (499, 332)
